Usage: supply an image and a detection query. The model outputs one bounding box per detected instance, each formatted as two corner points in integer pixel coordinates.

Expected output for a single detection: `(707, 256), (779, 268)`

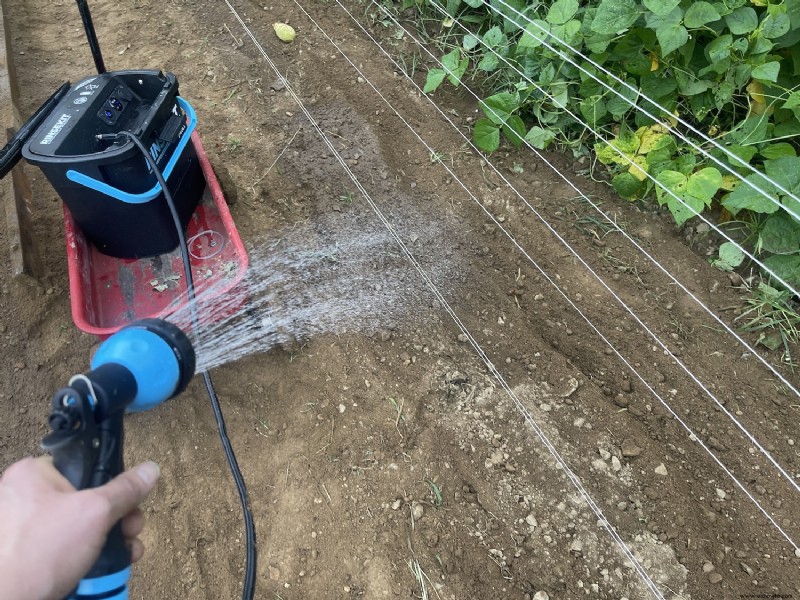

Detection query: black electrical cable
(99, 130), (257, 599)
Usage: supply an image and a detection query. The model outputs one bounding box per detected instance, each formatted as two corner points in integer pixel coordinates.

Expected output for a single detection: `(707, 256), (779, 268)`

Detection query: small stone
(611, 457), (622, 472)
(411, 502), (424, 520)
(391, 499), (402, 510)
(702, 562), (715, 573)
(539, 403), (551, 412)
(614, 395), (629, 408)
(621, 440), (642, 458)
(654, 463), (668, 476)
(457, 333), (468, 343)
(708, 437), (726, 452)
(795, 548), (800, 558)
(569, 539), (583, 554)
(716, 488), (727, 500)
(621, 379), (632, 393)
(338, 404), (346, 413)
(268, 565), (281, 581)
(525, 514), (538, 528)
(740, 563), (754, 576)
(532, 592), (550, 600)
(708, 572), (723, 584)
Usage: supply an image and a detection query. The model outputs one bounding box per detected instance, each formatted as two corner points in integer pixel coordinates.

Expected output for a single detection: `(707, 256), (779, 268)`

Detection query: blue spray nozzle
(91, 319), (195, 412)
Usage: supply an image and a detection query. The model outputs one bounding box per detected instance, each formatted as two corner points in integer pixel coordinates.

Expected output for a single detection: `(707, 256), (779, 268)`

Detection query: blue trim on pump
(74, 567), (130, 597)
(92, 328), (180, 412)
(65, 97), (197, 205)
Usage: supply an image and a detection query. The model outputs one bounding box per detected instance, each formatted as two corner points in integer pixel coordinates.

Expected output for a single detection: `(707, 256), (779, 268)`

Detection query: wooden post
(0, 0), (43, 280)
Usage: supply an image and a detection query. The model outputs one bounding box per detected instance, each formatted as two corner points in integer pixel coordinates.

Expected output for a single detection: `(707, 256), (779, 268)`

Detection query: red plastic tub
(64, 131), (248, 338)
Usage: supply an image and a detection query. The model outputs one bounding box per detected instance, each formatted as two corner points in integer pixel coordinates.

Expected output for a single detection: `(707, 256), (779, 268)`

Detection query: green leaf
(525, 126), (556, 149)
(612, 172), (645, 198)
(478, 52), (500, 72)
(722, 172), (780, 215)
(783, 91), (800, 120)
(727, 116), (769, 145)
(655, 169), (707, 225)
(606, 80), (639, 116)
(446, 0), (461, 17)
(503, 115), (526, 148)
(762, 10), (791, 39)
(707, 34), (733, 62)
(762, 254), (800, 288)
(547, 0), (579, 25)
(463, 0), (482, 6)
(725, 6), (758, 35)
(483, 26), (504, 48)
(480, 93), (517, 124)
(655, 170), (688, 206)
(585, 33), (616, 53)
(656, 23), (689, 56)
(539, 62), (556, 85)
(675, 71), (712, 96)
(579, 96), (608, 127)
(643, 0), (680, 17)
(684, 2), (722, 28)
(423, 69), (446, 93)
(669, 194), (705, 225)
(674, 153), (698, 176)
(440, 49), (468, 86)
(751, 61), (781, 83)
(713, 242), (746, 271)
(596, 142), (627, 165)
(687, 167), (723, 206)
(761, 143), (797, 160)
(616, 128), (641, 155)
(517, 20), (550, 52)
(591, 0), (640, 35)
(549, 81), (570, 109)
(490, 0), (528, 31)
(463, 34), (480, 50)
(760, 212), (800, 254)
(765, 156), (800, 196)
(640, 73), (677, 100)
(474, 118), (500, 152)
(717, 144), (757, 166)
(551, 19), (583, 46)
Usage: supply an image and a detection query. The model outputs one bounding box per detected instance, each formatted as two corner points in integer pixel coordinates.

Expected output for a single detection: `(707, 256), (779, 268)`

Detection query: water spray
(42, 319), (195, 599)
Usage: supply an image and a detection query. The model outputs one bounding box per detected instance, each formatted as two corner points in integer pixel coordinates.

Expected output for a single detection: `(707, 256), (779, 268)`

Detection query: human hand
(0, 456), (160, 600)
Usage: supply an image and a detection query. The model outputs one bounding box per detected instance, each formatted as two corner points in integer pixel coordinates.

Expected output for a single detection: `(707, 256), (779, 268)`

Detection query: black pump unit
(22, 70), (204, 258)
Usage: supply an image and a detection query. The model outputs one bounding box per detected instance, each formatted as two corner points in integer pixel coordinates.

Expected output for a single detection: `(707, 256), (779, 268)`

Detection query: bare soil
(1, 0), (798, 599)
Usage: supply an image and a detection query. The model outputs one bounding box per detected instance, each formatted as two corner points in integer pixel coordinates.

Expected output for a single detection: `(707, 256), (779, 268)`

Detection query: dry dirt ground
(1, 0), (799, 598)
